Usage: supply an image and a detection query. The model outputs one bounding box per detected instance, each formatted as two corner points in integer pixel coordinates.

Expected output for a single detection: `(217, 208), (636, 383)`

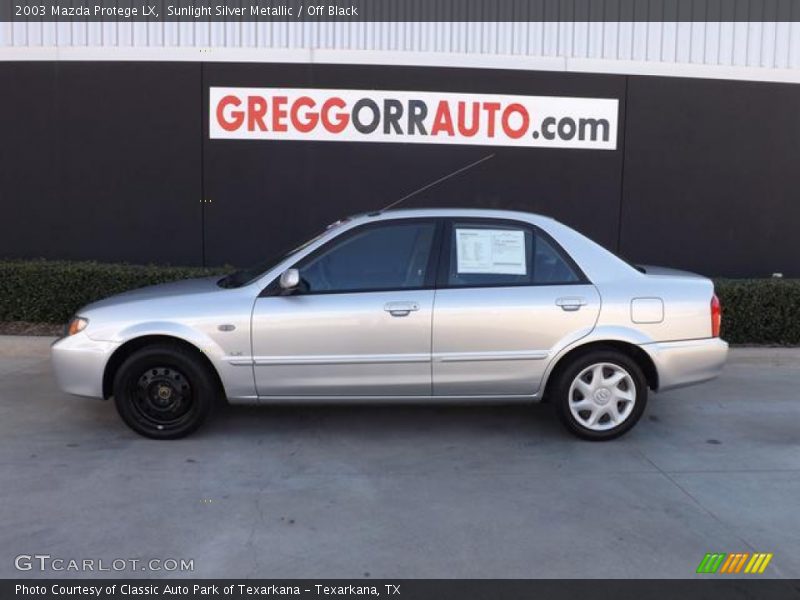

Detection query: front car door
(432, 218), (600, 397)
(251, 218), (441, 397)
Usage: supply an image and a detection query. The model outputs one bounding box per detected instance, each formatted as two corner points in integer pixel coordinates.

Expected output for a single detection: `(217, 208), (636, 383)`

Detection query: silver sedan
(52, 209), (728, 440)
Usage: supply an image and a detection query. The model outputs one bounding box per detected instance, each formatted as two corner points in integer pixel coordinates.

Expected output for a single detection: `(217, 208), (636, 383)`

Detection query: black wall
(1, 61), (798, 277)
(0, 62), (202, 265)
(619, 76), (800, 277)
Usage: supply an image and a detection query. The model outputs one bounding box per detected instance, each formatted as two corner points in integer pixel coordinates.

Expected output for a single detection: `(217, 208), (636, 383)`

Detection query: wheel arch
(102, 335), (225, 400)
(542, 340), (659, 401)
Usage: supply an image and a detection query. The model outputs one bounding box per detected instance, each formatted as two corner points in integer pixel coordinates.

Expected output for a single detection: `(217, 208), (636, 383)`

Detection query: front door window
(297, 221), (437, 293)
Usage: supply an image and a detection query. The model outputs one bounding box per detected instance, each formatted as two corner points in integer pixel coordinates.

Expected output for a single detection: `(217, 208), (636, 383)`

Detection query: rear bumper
(51, 332), (119, 399)
(642, 337), (728, 392)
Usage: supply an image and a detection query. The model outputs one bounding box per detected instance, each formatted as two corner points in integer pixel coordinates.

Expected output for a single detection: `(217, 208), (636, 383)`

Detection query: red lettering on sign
(501, 103), (529, 139)
(247, 96), (268, 132)
(456, 101), (480, 137)
(272, 96), (288, 132)
(482, 102), (501, 138)
(290, 96), (319, 133)
(431, 101), (455, 136)
(217, 95), (244, 132)
(321, 97), (349, 133)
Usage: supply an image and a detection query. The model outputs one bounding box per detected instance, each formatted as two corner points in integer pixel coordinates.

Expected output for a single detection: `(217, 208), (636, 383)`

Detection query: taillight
(710, 294), (721, 337)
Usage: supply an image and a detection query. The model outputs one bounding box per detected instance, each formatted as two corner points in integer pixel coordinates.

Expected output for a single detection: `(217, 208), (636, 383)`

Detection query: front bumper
(51, 332), (120, 399)
(642, 337), (729, 392)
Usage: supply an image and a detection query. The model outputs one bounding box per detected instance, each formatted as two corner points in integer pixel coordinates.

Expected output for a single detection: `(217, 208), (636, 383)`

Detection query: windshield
(217, 228), (330, 289)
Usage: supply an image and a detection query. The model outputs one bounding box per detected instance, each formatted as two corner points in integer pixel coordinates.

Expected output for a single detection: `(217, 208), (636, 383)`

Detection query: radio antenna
(380, 152), (495, 212)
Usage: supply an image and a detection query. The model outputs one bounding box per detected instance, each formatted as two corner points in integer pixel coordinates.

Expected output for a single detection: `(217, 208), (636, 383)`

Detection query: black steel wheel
(113, 344), (217, 439)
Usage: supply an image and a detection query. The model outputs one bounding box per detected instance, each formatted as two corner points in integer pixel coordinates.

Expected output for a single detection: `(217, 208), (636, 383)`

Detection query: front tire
(113, 344), (216, 439)
(553, 350), (647, 441)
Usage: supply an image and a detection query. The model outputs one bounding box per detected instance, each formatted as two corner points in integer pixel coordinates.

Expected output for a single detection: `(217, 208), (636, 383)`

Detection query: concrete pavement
(0, 336), (798, 579)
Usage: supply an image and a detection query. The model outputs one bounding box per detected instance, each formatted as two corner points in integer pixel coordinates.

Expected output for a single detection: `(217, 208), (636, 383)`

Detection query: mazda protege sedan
(52, 209), (728, 440)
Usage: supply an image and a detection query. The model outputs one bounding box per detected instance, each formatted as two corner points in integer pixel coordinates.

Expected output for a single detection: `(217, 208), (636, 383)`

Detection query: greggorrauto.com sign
(210, 87), (619, 150)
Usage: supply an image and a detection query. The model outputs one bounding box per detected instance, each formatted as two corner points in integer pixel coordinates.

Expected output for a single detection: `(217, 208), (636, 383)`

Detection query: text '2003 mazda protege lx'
(52, 209), (728, 440)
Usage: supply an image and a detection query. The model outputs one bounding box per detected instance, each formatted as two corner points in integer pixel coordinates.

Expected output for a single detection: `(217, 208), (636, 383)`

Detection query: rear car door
(251, 218), (441, 397)
(432, 218), (600, 396)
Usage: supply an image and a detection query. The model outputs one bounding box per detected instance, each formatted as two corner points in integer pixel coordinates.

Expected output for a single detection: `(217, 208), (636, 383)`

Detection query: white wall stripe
(1, 45), (798, 85)
(1, 21), (797, 69)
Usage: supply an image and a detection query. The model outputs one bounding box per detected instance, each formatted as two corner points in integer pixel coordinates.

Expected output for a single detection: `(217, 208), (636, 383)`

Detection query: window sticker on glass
(455, 229), (527, 275)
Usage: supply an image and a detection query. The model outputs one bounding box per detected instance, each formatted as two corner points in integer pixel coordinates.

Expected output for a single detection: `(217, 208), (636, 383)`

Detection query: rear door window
(444, 220), (581, 287)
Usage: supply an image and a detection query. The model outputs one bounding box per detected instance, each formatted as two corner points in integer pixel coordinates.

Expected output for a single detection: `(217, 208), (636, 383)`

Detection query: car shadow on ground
(201, 400), (570, 443)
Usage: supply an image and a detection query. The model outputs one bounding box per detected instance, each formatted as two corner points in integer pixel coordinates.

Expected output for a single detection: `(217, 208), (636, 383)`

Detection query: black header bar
(5, 0), (800, 22)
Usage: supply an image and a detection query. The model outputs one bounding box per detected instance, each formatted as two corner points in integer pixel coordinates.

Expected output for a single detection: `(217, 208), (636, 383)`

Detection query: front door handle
(384, 301), (420, 317)
(555, 297), (587, 311)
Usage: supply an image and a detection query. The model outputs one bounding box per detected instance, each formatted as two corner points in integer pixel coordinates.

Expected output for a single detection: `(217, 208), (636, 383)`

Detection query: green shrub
(0, 260), (798, 345)
(0, 260), (231, 324)
(714, 279), (800, 346)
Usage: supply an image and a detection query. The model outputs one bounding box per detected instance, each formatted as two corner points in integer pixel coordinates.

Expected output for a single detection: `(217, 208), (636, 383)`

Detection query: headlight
(66, 316), (89, 336)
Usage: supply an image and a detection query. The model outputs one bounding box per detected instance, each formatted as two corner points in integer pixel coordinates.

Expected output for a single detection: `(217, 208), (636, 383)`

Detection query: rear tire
(553, 349), (647, 441)
(113, 344), (216, 439)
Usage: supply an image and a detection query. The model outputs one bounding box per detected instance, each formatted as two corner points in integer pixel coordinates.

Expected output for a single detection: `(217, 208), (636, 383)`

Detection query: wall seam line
(616, 73), (630, 255)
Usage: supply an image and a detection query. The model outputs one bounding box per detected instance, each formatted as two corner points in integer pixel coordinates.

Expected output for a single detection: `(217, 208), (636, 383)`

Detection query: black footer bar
(4, 579), (800, 600)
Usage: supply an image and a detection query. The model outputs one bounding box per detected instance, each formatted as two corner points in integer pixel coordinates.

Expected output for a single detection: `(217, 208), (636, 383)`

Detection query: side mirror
(279, 268), (300, 292)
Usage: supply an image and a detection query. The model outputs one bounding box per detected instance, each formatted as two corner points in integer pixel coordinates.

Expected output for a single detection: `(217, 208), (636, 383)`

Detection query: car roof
(349, 207), (555, 226)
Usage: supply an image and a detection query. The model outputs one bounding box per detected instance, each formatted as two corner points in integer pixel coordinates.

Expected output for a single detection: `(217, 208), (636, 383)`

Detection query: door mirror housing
(279, 268), (300, 292)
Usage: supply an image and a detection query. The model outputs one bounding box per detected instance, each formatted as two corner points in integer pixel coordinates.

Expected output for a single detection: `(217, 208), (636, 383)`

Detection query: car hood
(81, 276), (223, 312)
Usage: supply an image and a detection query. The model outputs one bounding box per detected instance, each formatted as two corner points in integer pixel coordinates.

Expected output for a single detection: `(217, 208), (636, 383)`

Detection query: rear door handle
(384, 301), (420, 317)
(555, 297), (587, 311)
